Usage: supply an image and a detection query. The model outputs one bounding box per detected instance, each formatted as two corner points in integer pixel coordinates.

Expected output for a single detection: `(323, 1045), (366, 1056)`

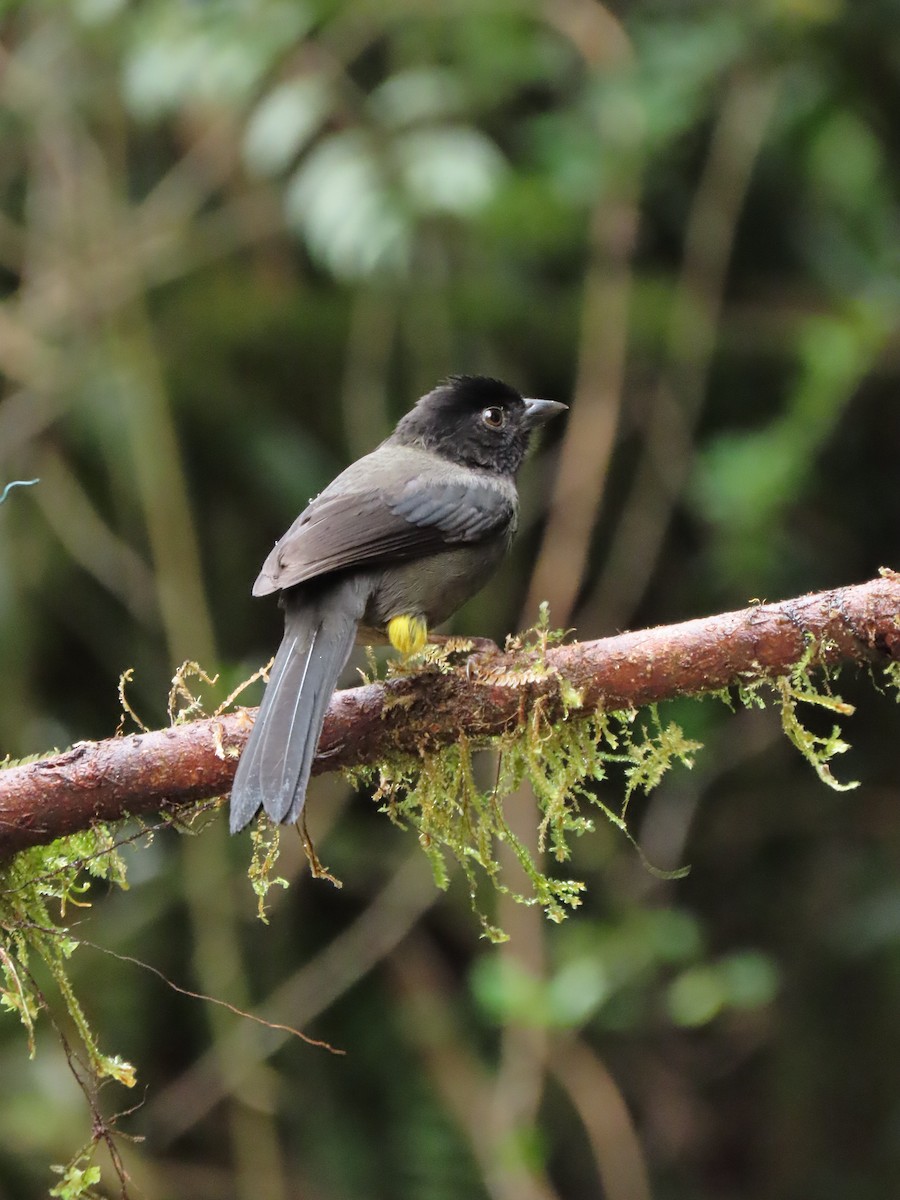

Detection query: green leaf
(243, 77), (333, 176)
(285, 131), (410, 279)
(369, 67), (466, 129)
(397, 126), (506, 217)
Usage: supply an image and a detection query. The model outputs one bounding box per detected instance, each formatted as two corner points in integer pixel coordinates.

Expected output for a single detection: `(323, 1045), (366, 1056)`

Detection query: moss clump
(0, 825), (132, 1080)
(364, 697), (700, 942)
(0, 823), (135, 1197)
(738, 634), (859, 791)
(354, 619), (880, 939)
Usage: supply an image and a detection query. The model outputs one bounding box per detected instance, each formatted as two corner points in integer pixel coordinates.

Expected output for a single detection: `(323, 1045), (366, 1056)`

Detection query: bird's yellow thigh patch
(387, 613), (428, 658)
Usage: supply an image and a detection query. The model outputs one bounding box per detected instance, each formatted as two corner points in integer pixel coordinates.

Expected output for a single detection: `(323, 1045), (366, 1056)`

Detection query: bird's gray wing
(253, 476), (515, 596)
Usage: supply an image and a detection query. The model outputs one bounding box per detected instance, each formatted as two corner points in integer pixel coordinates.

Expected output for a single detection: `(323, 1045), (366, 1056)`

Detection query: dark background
(1, 1), (900, 1197)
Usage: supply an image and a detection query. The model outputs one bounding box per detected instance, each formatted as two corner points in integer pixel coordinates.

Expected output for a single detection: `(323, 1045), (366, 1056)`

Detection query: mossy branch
(2, 572), (899, 859)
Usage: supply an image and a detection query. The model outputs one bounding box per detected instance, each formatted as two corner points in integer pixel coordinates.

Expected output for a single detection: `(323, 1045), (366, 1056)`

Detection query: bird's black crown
(393, 375), (532, 474)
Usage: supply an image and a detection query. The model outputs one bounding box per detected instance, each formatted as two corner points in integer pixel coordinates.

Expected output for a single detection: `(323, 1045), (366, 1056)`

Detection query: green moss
(48, 1155), (103, 1200)
(0, 826), (131, 1074)
(363, 697), (701, 941)
(739, 634), (859, 791)
(882, 658), (900, 700)
(352, 621), (879, 937)
(248, 821), (289, 922)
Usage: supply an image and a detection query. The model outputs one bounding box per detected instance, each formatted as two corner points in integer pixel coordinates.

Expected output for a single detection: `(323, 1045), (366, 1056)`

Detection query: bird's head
(393, 375), (566, 474)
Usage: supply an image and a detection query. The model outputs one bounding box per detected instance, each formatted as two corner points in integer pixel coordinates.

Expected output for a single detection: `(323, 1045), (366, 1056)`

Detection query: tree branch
(2, 574), (898, 858)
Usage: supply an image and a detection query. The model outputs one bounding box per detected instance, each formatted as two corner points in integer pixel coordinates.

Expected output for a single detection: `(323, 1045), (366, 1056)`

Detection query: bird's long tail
(229, 578), (368, 833)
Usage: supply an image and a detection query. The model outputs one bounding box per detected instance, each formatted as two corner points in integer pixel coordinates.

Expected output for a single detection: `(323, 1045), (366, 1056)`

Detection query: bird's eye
(481, 406), (506, 429)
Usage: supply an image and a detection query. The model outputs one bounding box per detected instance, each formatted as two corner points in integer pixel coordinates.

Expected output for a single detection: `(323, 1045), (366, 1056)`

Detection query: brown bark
(1, 574), (898, 858)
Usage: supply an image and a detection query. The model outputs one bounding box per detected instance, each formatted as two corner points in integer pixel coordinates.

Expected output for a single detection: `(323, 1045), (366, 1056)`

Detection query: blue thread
(0, 479), (39, 504)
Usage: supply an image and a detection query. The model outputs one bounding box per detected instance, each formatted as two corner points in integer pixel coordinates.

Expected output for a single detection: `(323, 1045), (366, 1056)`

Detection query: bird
(229, 375), (567, 833)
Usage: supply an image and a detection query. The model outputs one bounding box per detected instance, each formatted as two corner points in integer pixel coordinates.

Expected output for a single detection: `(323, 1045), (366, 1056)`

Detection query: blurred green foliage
(2, 0), (900, 1197)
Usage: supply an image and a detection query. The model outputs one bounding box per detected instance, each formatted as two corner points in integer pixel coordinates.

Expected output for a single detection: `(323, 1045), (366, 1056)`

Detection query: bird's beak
(522, 398), (568, 429)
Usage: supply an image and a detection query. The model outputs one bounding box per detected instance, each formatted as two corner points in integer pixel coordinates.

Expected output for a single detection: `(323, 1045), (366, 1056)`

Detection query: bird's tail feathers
(229, 579), (367, 833)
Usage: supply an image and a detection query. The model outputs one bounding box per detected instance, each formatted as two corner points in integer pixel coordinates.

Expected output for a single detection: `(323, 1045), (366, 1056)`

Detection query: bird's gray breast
(363, 533), (512, 632)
